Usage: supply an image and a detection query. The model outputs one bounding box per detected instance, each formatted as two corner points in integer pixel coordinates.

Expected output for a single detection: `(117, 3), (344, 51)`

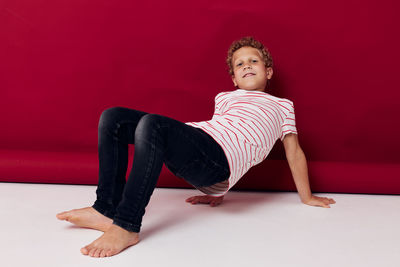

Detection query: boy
(57, 36), (336, 258)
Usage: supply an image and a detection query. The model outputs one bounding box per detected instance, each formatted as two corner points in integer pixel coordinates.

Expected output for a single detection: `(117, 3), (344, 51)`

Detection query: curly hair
(226, 36), (273, 76)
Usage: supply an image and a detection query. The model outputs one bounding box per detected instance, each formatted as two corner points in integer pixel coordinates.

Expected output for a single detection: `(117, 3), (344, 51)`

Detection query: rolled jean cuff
(92, 201), (115, 220)
(113, 218), (141, 233)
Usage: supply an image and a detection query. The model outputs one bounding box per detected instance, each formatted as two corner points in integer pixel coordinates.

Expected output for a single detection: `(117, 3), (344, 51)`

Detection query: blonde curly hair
(226, 36), (273, 77)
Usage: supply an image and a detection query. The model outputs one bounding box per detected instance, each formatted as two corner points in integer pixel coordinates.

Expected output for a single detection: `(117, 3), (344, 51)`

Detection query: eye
(236, 63), (243, 66)
(252, 59), (258, 62)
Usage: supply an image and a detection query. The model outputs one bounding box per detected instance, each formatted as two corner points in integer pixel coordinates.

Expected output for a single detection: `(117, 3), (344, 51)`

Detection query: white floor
(0, 183), (399, 267)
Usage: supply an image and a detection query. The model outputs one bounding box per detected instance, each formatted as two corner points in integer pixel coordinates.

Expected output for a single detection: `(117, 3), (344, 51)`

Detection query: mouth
(243, 72), (256, 78)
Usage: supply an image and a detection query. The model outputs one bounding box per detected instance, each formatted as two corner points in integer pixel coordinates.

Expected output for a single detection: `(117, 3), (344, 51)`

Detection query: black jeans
(92, 107), (230, 233)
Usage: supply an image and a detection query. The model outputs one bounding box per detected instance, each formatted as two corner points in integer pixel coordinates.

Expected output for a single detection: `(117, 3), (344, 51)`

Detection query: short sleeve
(280, 101), (298, 141)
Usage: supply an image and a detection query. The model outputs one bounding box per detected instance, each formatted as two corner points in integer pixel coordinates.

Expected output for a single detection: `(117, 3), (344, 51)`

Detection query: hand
(302, 195), (336, 208)
(185, 195), (224, 207)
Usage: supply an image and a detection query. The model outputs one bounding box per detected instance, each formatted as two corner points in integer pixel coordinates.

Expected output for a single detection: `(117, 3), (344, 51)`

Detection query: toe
(56, 212), (67, 220)
(80, 246), (89, 255)
(89, 247), (97, 257)
(106, 248), (116, 257)
(93, 248), (101, 258)
(100, 249), (107, 258)
(84, 244), (94, 256)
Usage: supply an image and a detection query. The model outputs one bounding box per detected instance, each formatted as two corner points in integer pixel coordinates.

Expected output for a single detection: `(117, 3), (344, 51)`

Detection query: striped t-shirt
(185, 88), (298, 196)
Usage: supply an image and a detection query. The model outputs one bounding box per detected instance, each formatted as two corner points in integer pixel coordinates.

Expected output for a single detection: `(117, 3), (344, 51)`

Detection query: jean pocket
(176, 158), (225, 187)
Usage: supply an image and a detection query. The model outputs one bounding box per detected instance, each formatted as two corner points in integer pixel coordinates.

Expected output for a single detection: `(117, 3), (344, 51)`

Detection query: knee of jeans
(134, 114), (162, 140)
(98, 107), (125, 132)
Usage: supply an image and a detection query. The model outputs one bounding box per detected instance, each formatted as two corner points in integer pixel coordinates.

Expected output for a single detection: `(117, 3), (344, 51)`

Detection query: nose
(243, 63), (252, 70)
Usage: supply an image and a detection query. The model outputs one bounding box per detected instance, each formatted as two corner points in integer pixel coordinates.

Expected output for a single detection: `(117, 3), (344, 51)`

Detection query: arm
(282, 133), (336, 208)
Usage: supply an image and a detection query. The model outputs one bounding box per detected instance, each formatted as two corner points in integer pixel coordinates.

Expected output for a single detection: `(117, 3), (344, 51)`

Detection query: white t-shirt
(185, 89), (298, 196)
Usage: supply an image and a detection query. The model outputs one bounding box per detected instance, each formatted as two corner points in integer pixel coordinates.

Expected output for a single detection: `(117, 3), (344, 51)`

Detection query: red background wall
(1, 0), (399, 194)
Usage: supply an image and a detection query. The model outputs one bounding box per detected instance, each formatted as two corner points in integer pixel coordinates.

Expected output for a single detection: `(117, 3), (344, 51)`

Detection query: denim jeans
(92, 107), (230, 233)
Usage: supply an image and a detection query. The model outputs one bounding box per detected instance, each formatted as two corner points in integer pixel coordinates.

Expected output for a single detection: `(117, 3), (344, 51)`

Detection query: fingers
(322, 197), (336, 208)
(325, 198), (336, 204)
(185, 195), (223, 206)
(306, 196), (336, 208)
(185, 197), (194, 202)
(210, 201), (217, 207)
(186, 196), (202, 203)
(210, 201), (222, 207)
(185, 196), (204, 205)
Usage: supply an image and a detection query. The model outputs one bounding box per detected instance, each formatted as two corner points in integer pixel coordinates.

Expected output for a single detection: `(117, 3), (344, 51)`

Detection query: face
(231, 46), (273, 92)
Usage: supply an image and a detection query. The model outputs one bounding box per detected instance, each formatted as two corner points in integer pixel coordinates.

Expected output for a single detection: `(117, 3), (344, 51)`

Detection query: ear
(266, 67), (273, 80)
(231, 75), (238, 87)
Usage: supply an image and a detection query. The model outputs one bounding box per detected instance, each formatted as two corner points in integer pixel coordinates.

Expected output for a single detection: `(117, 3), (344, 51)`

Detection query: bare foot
(80, 224), (140, 257)
(56, 207), (112, 232)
